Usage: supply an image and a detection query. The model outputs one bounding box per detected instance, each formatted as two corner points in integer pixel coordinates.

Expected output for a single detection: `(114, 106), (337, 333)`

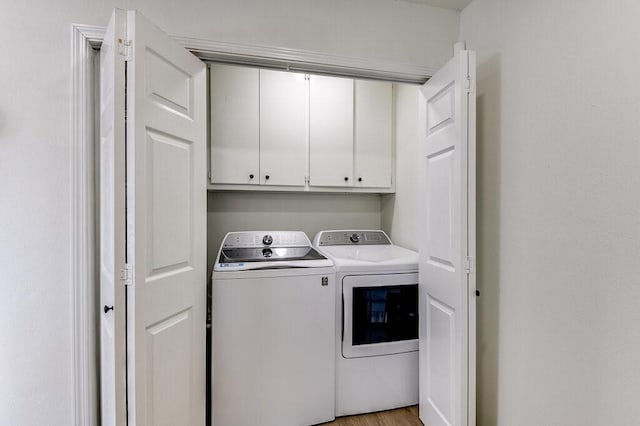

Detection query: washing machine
(211, 231), (336, 426)
(312, 230), (419, 416)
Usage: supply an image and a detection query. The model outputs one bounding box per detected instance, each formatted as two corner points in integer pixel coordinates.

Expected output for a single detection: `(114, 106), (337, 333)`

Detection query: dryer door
(342, 273), (418, 358)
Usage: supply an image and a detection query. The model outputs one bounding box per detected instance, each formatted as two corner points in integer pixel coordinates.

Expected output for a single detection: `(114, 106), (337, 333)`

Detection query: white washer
(313, 230), (419, 416)
(211, 231), (336, 426)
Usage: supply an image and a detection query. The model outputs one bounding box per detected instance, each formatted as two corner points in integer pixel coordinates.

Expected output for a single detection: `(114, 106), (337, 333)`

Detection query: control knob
(262, 234), (273, 246)
(350, 233), (360, 243)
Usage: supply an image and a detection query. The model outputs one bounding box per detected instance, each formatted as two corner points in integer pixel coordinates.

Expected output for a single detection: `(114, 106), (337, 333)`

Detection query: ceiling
(396, 0), (472, 11)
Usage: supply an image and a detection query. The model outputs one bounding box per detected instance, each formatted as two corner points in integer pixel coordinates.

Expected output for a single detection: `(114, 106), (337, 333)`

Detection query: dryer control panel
(316, 230), (391, 246)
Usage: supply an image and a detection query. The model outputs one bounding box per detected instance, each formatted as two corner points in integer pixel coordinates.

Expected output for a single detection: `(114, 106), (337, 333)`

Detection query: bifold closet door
(100, 9), (207, 426)
(418, 49), (477, 426)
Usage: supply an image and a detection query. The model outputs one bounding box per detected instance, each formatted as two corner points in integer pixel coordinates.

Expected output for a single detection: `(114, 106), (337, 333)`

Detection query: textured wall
(460, 0), (640, 424)
(381, 83), (421, 251)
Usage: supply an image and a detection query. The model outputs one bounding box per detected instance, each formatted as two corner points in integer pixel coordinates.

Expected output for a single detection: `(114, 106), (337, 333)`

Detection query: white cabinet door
(100, 9), (207, 426)
(354, 79), (393, 188)
(259, 69), (306, 186)
(418, 50), (476, 426)
(309, 75), (354, 187)
(210, 64), (260, 184)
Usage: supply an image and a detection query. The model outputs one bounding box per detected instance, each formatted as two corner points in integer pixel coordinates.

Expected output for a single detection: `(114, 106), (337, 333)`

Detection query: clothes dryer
(313, 230), (419, 416)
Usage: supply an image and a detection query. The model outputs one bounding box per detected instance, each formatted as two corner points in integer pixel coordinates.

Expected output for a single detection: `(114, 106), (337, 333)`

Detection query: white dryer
(313, 230), (419, 417)
(211, 231), (336, 426)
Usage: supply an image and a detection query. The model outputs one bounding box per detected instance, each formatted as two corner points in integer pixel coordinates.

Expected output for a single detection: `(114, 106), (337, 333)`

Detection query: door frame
(70, 23), (434, 425)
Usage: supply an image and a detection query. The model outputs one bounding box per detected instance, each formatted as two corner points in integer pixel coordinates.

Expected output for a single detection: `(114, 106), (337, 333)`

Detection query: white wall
(381, 83), (421, 251)
(460, 1), (640, 424)
(0, 2), (459, 424)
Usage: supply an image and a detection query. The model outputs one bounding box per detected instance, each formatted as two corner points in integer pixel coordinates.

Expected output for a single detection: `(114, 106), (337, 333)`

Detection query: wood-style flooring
(319, 405), (423, 426)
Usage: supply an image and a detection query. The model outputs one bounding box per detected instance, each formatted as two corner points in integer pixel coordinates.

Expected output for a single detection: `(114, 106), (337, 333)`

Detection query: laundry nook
(5, 1), (640, 426)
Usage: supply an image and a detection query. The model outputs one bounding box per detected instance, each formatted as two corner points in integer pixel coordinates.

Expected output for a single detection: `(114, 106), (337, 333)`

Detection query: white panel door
(100, 10), (127, 426)
(259, 69), (306, 186)
(418, 50), (476, 426)
(100, 9), (207, 426)
(210, 64), (260, 184)
(309, 75), (354, 187)
(354, 79), (393, 188)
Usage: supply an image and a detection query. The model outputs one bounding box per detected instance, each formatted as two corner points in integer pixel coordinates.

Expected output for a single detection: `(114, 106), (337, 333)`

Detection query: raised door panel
(145, 130), (192, 276)
(354, 79), (393, 188)
(309, 75), (354, 187)
(424, 295), (455, 426)
(259, 69), (306, 186)
(210, 64), (259, 184)
(426, 146), (455, 273)
(144, 309), (193, 426)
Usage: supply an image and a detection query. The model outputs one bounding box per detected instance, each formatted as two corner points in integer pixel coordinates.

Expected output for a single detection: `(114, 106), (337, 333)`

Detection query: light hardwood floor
(319, 405), (423, 426)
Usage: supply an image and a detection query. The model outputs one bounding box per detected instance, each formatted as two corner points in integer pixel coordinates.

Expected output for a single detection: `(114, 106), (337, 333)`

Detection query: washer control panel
(222, 231), (311, 248)
(317, 230), (391, 246)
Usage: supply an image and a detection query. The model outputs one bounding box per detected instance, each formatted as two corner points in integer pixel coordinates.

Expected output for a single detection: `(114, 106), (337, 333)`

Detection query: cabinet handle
(104, 305), (114, 314)
(358, 177), (362, 182)
(344, 177), (349, 182)
(249, 174), (254, 180)
(265, 175), (270, 180)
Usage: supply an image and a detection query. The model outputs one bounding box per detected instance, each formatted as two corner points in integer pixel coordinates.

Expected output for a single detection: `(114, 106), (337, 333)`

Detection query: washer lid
(215, 231), (334, 271)
(219, 246), (327, 263)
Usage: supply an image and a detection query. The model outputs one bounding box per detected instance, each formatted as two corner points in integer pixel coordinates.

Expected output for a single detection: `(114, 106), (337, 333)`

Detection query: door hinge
(304, 175), (310, 184)
(118, 39), (132, 61)
(208, 170), (212, 180)
(305, 74), (310, 81)
(120, 264), (133, 286)
(464, 256), (474, 274)
(465, 76), (475, 94)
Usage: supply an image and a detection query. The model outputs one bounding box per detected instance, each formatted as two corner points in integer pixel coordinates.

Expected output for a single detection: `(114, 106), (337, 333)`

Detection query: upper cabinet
(309, 77), (393, 189)
(209, 64), (395, 193)
(354, 80), (393, 188)
(309, 75), (354, 187)
(210, 64), (259, 184)
(210, 65), (306, 187)
(259, 69), (307, 186)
